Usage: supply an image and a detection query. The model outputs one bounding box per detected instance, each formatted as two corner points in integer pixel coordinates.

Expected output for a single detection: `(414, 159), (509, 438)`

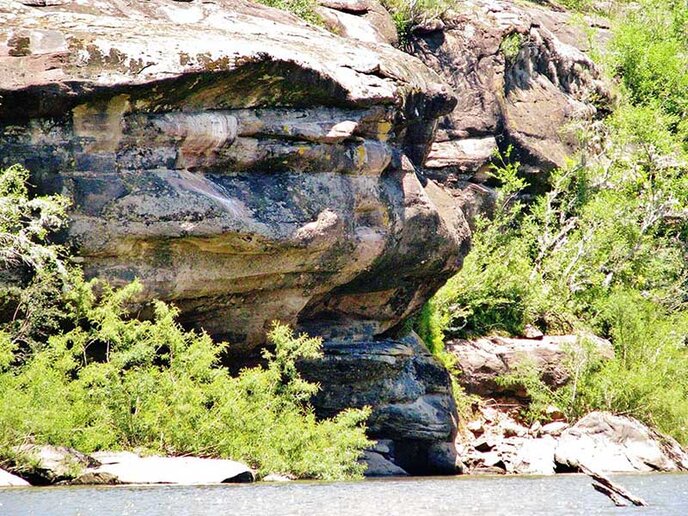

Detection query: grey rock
(12, 445), (98, 485)
(554, 412), (688, 473)
(318, 1), (398, 45)
(541, 421), (569, 436)
(76, 454), (254, 485)
(299, 333), (458, 474)
(262, 473), (294, 482)
(0, 467), (30, 487)
(370, 439), (394, 456)
(427, 442), (463, 474)
(362, 451), (409, 477)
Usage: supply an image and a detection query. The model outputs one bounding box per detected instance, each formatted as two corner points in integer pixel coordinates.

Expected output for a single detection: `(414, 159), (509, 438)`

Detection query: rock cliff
(0, 0), (609, 474)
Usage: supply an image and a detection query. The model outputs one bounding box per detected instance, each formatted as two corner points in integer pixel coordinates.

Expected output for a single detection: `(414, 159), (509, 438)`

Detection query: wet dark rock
(299, 333), (459, 475)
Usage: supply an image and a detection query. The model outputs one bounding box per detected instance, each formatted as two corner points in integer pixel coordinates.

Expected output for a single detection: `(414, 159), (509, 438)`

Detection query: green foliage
(500, 32), (524, 63)
(0, 281), (371, 479)
(254, 0), (321, 24)
(0, 164), (68, 274)
(380, 0), (450, 45)
(609, 0), (688, 142)
(416, 66), (688, 441)
(0, 165), (72, 352)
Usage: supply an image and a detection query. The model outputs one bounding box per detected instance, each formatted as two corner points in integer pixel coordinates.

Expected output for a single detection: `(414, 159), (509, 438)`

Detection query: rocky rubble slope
(460, 409), (688, 475)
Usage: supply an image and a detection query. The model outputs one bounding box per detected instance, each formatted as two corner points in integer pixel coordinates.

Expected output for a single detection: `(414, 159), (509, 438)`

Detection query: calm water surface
(1, 473), (687, 515)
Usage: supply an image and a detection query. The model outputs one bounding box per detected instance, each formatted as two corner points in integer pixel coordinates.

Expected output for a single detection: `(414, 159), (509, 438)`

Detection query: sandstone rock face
(0, 0), (465, 475)
(411, 0), (611, 219)
(447, 333), (613, 397)
(0, 0), (613, 476)
(0, 0), (463, 352)
(317, 0), (398, 46)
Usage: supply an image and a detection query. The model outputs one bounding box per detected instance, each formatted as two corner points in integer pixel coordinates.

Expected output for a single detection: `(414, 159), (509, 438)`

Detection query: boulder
(509, 436), (557, 475)
(262, 473), (294, 482)
(554, 412), (688, 473)
(12, 445), (98, 485)
(541, 421), (569, 436)
(361, 451), (409, 477)
(447, 333), (613, 397)
(75, 453), (254, 484)
(0, 467), (30, 487)
(317, 0), (398, 46)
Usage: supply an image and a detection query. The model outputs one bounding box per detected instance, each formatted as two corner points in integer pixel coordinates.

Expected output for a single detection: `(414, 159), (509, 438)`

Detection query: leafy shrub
(610, 0), (688, 142)
(416, 96), (688, 441)
(380, 0), (450, 45)
(0, 164), (68, 274)
(254, 0), (321, 24)
(0, 280), (371, 479)
(500, 32), (524, 63)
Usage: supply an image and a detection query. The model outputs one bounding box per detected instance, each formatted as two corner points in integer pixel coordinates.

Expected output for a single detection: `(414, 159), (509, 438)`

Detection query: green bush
(500, 32), (524, 63)
(416, 96), (688, 441)
(380, 0), (450, 45)
(0, 279), (371, 479)
(254, 0), (321, 24)
(610, 0), (688, 142)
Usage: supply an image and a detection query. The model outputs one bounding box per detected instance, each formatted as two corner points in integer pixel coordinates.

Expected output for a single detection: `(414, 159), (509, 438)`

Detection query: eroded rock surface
(448, 333), (613, 397)
(0, 0), (467, 474)
(461, 408), (688, 475)
(300, 332), (459, 474)
(0, 0), (615, 476)
(555, 412), (688, 473)
(411, 0), (612, 220)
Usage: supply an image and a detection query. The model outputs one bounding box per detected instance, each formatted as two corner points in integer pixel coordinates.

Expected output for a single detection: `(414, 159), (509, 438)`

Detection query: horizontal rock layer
(300, 333), (459, 474)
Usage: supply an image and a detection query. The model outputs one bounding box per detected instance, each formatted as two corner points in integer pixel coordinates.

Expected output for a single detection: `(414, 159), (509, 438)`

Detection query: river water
(1, 473), (687, 515)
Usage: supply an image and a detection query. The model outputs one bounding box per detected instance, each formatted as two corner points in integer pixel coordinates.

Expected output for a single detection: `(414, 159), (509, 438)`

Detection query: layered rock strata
(0, 0), (465, 350)
(0, 0), (615, 475)
(300, 333), (459, 474)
